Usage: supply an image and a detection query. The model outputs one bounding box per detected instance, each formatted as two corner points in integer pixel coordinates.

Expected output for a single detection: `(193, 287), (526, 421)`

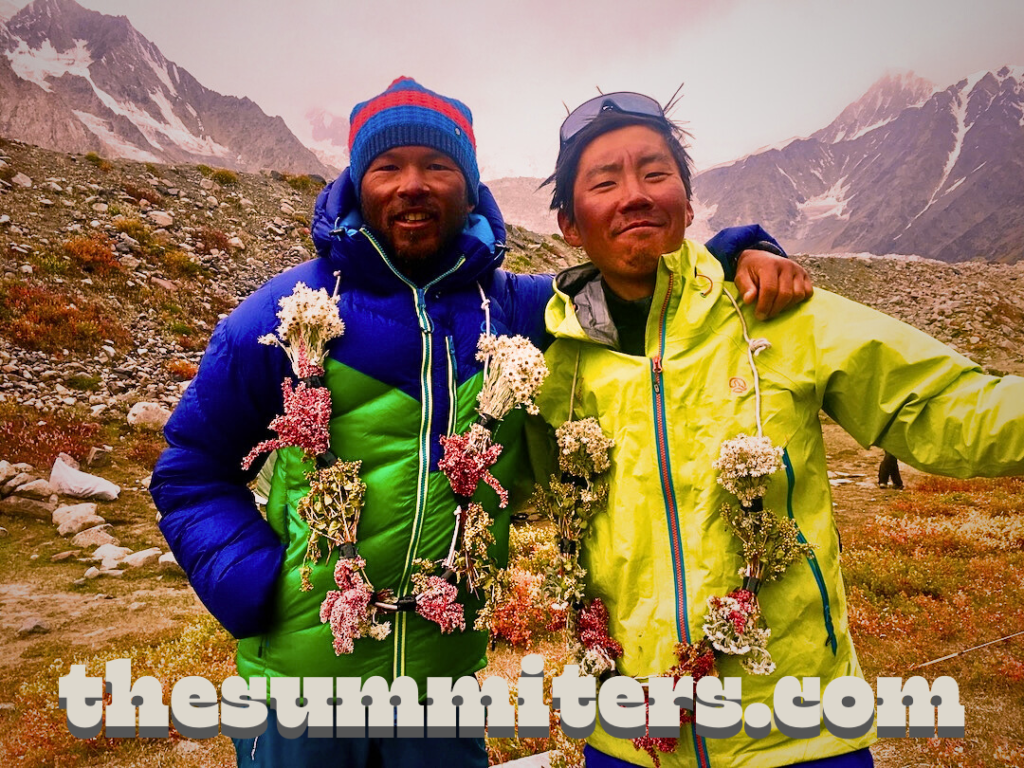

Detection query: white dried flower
(712, 434), (783, 506)
(556, 417), (613, 478)
(263, 281), (345, 376)
(475, 334), (548, 420)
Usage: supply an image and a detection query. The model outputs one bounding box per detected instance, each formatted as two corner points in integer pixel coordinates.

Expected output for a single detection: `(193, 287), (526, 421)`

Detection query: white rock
(91, 202), (108, 213)
(227, 236), (244, 250)
(122, 547), (162, 568)
(12, 172), (32, 188)
(16, 478), (56, 500)
(52, 501), (98, 525)
(127, 402), (172, 431)
(148, 210), (174, 227)
(240, 198), (254, 208)
(200, 178), (215, 190)
(92, 543), (132, 569)
(0, 460), (16, 484)
(84, 566), (101, 579)
(119, 255), (140, 269)
(280, 202), (295, 215)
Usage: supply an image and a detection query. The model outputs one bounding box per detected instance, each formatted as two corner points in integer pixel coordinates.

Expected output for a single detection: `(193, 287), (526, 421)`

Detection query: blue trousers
(584, 744), (874, 767)
(232, 709), (488, 768)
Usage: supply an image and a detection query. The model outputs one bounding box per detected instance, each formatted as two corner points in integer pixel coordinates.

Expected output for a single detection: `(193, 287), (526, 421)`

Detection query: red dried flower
(578, 598), (624, 660)
(241, 380), (332, 468)
(438, 430), (507, 505)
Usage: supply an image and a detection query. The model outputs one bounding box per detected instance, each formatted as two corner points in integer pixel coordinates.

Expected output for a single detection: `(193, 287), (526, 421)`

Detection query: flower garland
(437, 331), (549, 632)
(543, 290), (817, 766)
(246, 281), (549, 655)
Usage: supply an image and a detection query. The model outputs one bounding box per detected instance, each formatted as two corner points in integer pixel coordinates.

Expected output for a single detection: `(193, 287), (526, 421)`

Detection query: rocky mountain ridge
(694, 67), (1024, 264)
(1, 138), (1022, 429)
(0, 0), (329, 175)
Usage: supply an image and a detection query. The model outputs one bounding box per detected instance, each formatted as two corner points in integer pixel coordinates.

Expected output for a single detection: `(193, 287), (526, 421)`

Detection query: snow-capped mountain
(0, 0), (329, 174)
(694, 67), (1024, 263)
(289, 107), (347, 175)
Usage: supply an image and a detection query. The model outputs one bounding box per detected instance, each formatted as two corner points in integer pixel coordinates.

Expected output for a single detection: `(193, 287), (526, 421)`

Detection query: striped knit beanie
(348, 77), (479, 204)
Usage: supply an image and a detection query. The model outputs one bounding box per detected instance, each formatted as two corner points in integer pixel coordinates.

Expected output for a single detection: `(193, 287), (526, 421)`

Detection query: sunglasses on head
(559, 92), (667, 147)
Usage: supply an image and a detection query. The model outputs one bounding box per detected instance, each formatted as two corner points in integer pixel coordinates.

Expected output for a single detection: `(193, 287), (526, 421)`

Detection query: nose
(396, 165), (428, 198)
(619, 173), (654, 211)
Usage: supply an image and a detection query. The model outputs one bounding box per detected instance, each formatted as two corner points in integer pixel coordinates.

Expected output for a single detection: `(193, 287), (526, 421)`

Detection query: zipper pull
(652, 356), (663, 374)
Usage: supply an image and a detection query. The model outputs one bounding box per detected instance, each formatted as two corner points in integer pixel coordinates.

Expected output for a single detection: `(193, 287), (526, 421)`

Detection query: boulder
(0, 495), (55, 520)
(53, 502), (98, 526)
(158, 551), (184, 574)
(92, 543), (131, 569)
(58, 512), (106, 536)
(16, 617), (51, 636)
(127, 402), (172, 431)
(148, 210), (174, 228)
(11, 172), (32, 188)
(72, 525), (120, 548)
(0, 460), (16, 484)
(2, 472), (34, 495)
(15, 478), (56, 500)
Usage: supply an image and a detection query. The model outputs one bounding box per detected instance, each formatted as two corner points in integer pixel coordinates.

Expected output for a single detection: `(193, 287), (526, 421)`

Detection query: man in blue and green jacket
(150, 77), (809, 767)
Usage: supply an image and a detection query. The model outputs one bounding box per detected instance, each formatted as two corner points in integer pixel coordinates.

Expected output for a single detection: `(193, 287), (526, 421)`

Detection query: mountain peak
(813, 71), (936, 144)
(0, 0), (329, 174)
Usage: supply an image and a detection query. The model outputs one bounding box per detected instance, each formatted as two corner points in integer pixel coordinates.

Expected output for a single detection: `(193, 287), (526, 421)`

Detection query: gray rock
(0, 495), (55, 520)
(58, 512), (106, 536)
(16, 617), (51, 636)
(56, 453), (80, 471)
(12, 172), (32, 188)
(0, 460), (16, 484)
(72, 525), (120, 548)
(91, 202), (108, 213)
(148, 210), (174, 228)
(51, 550), (81, 562)
(0, 526), (8, 537)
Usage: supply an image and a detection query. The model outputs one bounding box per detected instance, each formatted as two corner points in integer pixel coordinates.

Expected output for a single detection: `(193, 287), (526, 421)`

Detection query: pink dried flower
(241, 380), (332, 468)
(438, 429), (507, 505)
(633, 720), (677, 768)
(320, 557), (391, 656)
(416, 576), (466, 634)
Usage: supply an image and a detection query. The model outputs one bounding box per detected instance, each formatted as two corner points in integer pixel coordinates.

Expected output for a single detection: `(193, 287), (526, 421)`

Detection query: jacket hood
(310, 168), (507, 293)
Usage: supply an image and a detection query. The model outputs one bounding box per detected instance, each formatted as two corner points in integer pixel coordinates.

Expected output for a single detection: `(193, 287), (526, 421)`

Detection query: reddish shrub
(0, 282), (131, 353)
(0, 406), (101, 466)
(63, 236), (121, 276)
(195, 226), (230, 254)
(166, 359), (198, 380)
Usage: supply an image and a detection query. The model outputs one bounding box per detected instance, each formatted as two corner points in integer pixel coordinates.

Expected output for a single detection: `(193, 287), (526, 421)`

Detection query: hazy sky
(15, 0), (1024, 178)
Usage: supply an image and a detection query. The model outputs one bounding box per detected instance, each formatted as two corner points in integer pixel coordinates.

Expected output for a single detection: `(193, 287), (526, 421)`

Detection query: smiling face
(558, 124), (693, 300)
(359, 145), (474, 268)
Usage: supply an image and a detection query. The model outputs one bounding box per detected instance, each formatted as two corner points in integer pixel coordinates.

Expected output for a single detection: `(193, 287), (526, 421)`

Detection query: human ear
(558, 209), (582, 248)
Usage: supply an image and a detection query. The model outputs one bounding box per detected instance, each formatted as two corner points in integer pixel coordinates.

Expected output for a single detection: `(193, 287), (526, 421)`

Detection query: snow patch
(845, 116), (895, 141)
(797, 177), (850, 222)
(5, 38), (92, 93)
(942, 176), (966, 196)
(72, 110), (161, 163)
(140, 42), (176, 97)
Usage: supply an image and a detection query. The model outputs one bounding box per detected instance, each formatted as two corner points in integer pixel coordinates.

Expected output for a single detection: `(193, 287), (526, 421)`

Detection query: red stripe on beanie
(349, 90), (476, 152)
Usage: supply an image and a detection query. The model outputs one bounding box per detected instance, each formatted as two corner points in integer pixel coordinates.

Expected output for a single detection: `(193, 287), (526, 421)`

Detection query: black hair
(542, 111), (693, 224)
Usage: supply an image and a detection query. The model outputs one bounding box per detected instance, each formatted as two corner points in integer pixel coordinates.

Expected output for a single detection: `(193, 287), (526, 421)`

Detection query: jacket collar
(311, 168), (507, 293)
(546, 241), (727, 348)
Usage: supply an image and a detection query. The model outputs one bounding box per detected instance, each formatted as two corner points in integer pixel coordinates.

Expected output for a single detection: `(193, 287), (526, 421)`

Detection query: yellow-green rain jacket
(535, 241), (1024, 767)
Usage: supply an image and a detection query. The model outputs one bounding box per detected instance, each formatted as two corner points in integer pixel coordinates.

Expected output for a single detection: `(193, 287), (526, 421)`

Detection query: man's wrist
(732, 240), (787, 270)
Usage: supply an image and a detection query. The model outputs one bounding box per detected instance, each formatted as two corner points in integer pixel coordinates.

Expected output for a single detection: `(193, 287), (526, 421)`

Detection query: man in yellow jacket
(534, 93), (1024, 768)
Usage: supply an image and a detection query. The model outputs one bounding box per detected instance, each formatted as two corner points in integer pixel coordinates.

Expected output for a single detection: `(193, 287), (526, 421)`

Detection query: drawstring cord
(722, 289), (771, 438)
